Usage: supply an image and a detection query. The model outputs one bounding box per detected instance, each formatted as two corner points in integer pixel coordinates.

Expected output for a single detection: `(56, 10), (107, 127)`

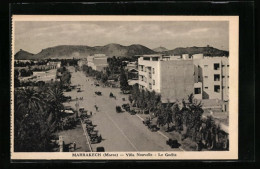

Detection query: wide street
(64, 66), (182, 152)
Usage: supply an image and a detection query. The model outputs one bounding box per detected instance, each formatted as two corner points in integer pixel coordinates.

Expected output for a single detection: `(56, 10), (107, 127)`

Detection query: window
(222, 76), (225, 78)
(204, 65), (208, 68)
(198, 76), (200, 79)
(153, 80), (155, 85)
(214, 85), (220, 93)
(214, 63), (220, 70)
(227, 65), (229, 67)
(149, 83), (152, 89)
(139, 65), (143, 71)
(214, 74), (220, 81)
(204, 76), (208, 78)
(205, 87), (208, 89)
(153, 68), (155, 74)
(143, 57), (150, 61)
(194, 88), (201, 94)
(152, 57), (159, 61)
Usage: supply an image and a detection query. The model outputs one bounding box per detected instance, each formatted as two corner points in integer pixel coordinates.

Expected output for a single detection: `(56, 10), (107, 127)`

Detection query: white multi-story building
(138, 54), (229, 102)
(138, 54), (194, 103)
(87, 54), (108, 71)
(193, 56), (229, 101)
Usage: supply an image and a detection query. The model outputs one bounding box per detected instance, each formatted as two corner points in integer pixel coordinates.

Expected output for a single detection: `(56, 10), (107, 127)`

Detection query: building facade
(138, 55), (194, 103)
(47, 61), (61, 69)
(194, 56), (229, 101)
(87, 54), (108, 71)
(138, 54), (229, 102)
(77, 59), (88, 68)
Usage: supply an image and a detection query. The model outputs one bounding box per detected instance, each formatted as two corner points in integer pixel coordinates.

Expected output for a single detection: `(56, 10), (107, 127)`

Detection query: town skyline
(14, 21), (229, 54)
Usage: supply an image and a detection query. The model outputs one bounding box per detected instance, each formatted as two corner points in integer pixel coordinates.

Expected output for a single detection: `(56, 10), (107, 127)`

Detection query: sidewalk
(54, 123), (91, 152)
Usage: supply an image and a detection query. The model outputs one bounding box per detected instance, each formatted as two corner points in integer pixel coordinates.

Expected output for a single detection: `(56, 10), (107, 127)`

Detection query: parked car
(96, 147), (105, 152)
(65, 88), (71, 92)
(95, 91), (102, 96)
(166, 139), (181, 148)
(143, 117), (151, 126)
(116, 106), (122, 113)
(122, 104), (130, 111)
(90, 131), (102, 144)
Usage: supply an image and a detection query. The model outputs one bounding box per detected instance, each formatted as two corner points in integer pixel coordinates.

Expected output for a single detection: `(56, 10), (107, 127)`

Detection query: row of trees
(14, 82), (66, 152)
(14, 66), (73, 151)
(15, 68), (33, 77)
(14, 60), (48, 67)
(80, 56), (133, 91)
(82, 65), (112, 84)
(15, 59), (79, 68)
(129, 84), (228, 150)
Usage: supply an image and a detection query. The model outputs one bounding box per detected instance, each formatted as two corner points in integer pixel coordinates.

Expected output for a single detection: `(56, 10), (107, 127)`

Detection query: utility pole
(75, 97), (79, 118)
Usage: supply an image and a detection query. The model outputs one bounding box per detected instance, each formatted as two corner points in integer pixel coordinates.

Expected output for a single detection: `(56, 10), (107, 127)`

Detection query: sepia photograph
(11, 15), (238, 160)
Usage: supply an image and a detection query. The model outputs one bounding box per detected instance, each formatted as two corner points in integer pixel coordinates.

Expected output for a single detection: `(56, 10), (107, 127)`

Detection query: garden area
(128, 84), (229, 151)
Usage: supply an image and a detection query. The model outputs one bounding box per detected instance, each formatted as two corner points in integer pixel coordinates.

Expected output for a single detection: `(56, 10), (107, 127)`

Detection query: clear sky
(14, 21), (229, 54)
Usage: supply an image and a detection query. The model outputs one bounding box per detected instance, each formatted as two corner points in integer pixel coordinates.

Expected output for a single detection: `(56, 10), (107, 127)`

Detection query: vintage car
(86, 125), (94, 133)
(90, 131), (102, 144)
(65, 88), (72, 92)
(129, 110), (136, 115)
(166, 139), (180, 148)
(147, 119), (158, 132)
(85, 119), (93, 126)
(122, 104), (130, 111)
(96, 147), (105, 152)
(142, 117), (151, 126)
(95, 91), (102, 96)
(116, 106), (122, 113)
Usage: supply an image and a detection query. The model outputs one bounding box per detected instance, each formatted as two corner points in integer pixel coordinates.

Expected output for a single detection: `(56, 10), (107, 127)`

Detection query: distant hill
(14, 49), (35, 60)
(18, 43), (157, 60)
(163, 46), (229, 56)
(14, 45), (229, 60)
(153, 47), (168, 52)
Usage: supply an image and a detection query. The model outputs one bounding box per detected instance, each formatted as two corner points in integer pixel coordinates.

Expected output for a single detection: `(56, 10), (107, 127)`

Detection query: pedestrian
(73, 142), (76, 151)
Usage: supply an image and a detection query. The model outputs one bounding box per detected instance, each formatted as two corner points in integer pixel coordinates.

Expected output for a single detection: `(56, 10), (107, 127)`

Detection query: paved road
(64, 67), (181, 152)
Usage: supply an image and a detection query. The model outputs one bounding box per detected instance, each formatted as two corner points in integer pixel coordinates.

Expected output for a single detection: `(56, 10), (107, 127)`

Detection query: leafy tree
(120, 68), (129, 91)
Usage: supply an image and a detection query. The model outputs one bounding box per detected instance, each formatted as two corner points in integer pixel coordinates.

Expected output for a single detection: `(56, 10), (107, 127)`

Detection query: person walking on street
(73, 142), (76, 151)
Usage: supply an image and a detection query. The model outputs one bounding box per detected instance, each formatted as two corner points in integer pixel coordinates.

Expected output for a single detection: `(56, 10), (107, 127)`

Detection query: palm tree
(16, 88), (45, 119)
(45, 85), (65, 127)
(14, 88), (51, 152)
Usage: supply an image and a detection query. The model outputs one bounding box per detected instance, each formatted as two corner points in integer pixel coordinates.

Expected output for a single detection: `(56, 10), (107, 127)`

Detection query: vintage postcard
(11, 15), (238, 160)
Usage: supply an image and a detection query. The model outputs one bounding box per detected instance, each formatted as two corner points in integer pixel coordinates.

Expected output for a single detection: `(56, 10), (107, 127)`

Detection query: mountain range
(153, 47), (168, 52)
(15, 43), (228, 60)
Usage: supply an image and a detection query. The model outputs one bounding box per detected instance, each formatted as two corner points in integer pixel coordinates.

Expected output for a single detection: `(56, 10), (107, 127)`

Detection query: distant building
(87, 54), (108, 71)
(126, 61), (137, 71)
(47, 61), (61, 69)
(77, 59), (88, 67)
